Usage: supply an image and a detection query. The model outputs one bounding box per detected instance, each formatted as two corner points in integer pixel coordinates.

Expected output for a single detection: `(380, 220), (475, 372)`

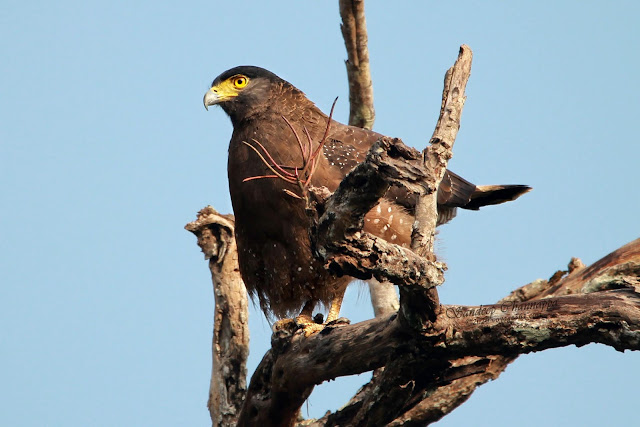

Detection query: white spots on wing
(373, 219), (380, 224)
(366, 218), (370, 222)
(382, 225), (389, 232)
(391, 234), (397, 241)
(388, 207), (392, 213)
(399, 218), (404, 225)
(324, 141), (361, 171)
(297, 267), (302, 271)
(389, 215), (393, 224)
(376, 205), (382, 214)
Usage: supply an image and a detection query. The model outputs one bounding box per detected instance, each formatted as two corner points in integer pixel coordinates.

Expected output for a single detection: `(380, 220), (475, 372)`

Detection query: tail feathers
(438, 170), (477, 207)
(464, 184), (532, 210)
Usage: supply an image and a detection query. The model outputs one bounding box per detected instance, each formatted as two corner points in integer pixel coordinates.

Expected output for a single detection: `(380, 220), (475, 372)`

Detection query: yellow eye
(232, 75), (248, 88)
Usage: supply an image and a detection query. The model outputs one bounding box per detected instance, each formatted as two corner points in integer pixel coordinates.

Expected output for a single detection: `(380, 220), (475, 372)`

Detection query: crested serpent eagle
(203, 66), (530, 324)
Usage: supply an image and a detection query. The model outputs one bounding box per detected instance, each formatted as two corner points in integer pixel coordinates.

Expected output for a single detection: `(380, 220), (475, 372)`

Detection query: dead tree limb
(240, 237), (640, 426)
(405, 44), (473, 329)
(340, 0), (374, 130)
(295, 240), (640, 426)
(412, 45), (473, 257)
(185, 207), (249, 426)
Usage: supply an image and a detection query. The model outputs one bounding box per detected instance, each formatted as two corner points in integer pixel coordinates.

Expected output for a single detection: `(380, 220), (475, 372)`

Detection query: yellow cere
(209, 74), (249, 99)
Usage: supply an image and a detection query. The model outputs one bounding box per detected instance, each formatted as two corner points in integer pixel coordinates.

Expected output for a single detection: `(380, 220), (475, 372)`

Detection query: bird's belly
(229, 167), (346, 318)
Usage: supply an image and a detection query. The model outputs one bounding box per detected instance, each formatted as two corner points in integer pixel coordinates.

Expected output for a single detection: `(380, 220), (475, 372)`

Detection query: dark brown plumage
(204, 66), (530, 320)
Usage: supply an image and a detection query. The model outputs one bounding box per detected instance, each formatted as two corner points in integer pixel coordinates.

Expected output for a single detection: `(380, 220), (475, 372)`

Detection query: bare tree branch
(339, 0), (375, 130)
(402, 45), (473, 329)
(185, 207), (249, 426)
(412, 45), (473, 257)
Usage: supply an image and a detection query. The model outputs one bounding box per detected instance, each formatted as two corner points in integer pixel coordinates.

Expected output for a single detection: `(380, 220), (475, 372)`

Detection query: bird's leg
(325, 292), (344, 323)
(290, 293), (350, 337)
(325, 289), (350, 325)
(273, 300), (319, 336)
(294, 300), (325, 336)
(295, 299), (317, 325)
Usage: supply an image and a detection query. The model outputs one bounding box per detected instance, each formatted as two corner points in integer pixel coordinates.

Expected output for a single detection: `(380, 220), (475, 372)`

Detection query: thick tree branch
(185, 207), (249, 426)
(237, 239), (640, 426)
(308, 241), (640, 425)
(276, 257), (640, 386)
(539, 238), (640, 297)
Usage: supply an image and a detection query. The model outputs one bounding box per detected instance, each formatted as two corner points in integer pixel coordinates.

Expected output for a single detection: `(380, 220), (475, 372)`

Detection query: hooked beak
(203, 89), (221, 111)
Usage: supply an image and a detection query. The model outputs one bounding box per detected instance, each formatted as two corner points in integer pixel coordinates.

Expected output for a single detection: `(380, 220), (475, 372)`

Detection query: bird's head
(203, 66), (291, 124)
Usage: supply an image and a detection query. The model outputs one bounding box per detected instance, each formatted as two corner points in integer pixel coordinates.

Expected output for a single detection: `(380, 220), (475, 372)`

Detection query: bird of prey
(203, 66), (530, 324)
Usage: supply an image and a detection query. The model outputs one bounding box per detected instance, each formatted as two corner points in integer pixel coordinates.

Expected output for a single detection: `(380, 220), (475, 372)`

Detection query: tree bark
(185, 207), (249, 426)
(340, 0), (374, 130)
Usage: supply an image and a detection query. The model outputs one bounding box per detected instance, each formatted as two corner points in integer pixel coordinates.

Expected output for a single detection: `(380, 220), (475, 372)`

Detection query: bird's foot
(273, 313), (350, 338)
(296, 314), (351, 336)
(294, 313), (325, 336)
(272, 317), (323, 337)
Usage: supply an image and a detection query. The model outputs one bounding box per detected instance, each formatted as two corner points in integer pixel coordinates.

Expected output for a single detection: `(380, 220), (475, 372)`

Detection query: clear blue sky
(2, 1), (638, 426)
